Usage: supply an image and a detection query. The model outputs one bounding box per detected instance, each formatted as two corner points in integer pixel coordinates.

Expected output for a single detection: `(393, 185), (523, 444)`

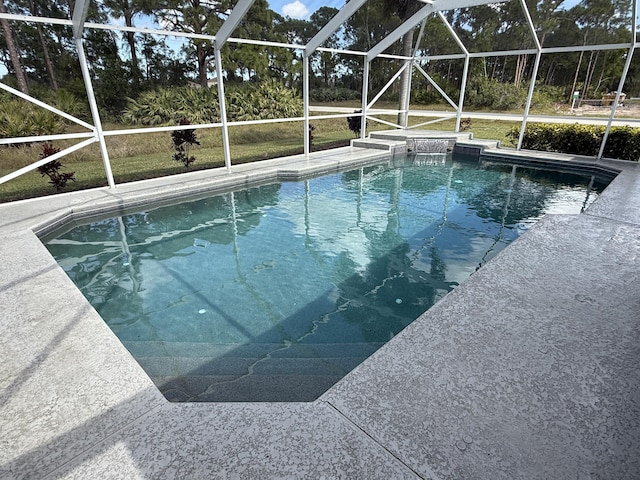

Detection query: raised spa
(43, 154), (607, 402)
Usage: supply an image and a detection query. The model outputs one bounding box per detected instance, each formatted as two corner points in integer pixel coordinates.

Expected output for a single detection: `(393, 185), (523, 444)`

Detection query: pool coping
(1, 131), (639, 479)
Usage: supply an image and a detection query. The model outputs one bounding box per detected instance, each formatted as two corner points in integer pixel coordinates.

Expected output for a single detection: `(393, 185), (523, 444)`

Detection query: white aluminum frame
(0, 0), (639, 191)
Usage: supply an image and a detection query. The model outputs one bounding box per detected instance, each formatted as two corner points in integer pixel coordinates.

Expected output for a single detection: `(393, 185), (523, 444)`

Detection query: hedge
(507, 123), (640, 161)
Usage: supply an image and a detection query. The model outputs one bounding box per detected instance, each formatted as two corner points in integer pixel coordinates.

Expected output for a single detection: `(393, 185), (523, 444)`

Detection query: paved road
(309, 105), (640, 127)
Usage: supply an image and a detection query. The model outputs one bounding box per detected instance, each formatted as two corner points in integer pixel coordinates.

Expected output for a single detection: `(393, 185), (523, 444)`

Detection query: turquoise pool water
(44, 155), (605, 402)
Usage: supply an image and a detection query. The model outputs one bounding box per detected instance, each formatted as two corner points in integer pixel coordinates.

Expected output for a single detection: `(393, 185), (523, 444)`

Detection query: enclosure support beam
(457, 55), (471, 132)
(214, 47), (232, 171)
(516, 51), (541, 150)
(367, 0), (497, 62)
(0, 82), (94, 130)
(400, 20), (427, 128)
(211, 0), (255, 171)
(75, 37), (115, 189)
(361, 60), (370, 140)
(215, 0), (255, 46)
(303, 55), (310, 157)
(413, 64), (458, 109)
(437, 11), (470, 132)
(71, 0), (89, 39)
(598, 45), (636, 159)
(516, 0), (542, 151)
(306, 0), (368, 55)
(368, 63), (409, 109)
(0, 138), (95, 185)
(367, 5), (431, 62)
(71, 0), (116, 189)
(597, 0), (638, 159)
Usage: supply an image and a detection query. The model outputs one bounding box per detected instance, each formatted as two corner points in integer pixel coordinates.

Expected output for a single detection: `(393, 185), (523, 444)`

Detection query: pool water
(44, 155), (605, 402)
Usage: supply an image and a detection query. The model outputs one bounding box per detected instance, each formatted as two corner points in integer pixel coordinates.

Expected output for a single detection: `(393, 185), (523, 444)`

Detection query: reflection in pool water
(44, 155), (605, 402)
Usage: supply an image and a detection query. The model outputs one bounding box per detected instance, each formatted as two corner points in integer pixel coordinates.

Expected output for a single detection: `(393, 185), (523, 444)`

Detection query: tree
(102, 0), (148, 86)
(223, 0), (279, 82)
(156, 0), (229, 87)
(382, 0), (422, 125)
(568, 0), (633, 100)
(27, 0), (58, 89)
(308, 6), (340, 86)
(344, 0), (403, 94)
(140, 33), (190, 88)
(0, 0), (29, 93)
(275, 14), (313, 89)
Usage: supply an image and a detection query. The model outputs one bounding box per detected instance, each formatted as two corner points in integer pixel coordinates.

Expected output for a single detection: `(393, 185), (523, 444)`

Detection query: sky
(268, 0), (345, 20)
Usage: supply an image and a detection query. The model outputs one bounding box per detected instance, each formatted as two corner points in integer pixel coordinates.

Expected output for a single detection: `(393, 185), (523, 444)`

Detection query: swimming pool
(43, 154), (606, 402)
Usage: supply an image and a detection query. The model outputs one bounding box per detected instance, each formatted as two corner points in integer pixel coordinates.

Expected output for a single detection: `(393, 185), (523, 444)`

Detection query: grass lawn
(0, 114), (519, 203)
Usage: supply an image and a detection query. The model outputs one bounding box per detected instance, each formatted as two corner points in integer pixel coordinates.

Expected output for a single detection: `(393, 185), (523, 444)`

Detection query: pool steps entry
(3, 129), (639, 478)
(130, 341), (386, 402)
(353, 131), (619, 184)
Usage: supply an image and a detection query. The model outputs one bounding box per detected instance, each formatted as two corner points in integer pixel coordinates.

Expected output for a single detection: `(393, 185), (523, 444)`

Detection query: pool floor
(44, 155), (604, 401)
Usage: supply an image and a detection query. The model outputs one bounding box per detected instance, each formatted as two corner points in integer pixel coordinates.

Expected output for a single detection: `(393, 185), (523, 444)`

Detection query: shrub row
(0, 89), (87, 138)
(122, 80), (302, 126)
(507, 123), (640, 161)
(466, 77), (528, 110)
(309, 87), (361, 103)
(412, 77), (564, 110)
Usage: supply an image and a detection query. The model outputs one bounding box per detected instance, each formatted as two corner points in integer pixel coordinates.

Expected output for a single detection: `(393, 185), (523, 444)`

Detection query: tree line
(0, 0), (637, 120)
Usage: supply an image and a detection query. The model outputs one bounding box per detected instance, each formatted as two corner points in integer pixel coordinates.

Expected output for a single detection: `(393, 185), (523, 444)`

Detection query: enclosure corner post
(303, 53), (310, 158)
(75, 36), (116, 189)
(598, 45), (635, 160)
(360, 60), (370, 140)
(215, 46), (232, 172)
(456, 54), (470, 133)
(517, 50), (541, 151)
(517, 0), (542, 151)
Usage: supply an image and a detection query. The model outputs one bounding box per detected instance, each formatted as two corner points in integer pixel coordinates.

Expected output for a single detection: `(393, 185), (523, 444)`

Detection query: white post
(517, 51), (542, 151)
(75, 37), (115, 189)
(436, 11), (469, 133)
(360, 60), (370, 140)
(516, 0), (542, 151)
(598, 46), (635, 160)
(215, 47), (232, 171)
(456, 54), (470, 132)
(401, 20), (426, 129)
(303, 54), (310, 157)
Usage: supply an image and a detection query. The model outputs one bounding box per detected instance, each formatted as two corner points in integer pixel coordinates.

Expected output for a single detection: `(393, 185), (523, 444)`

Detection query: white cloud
(282, 1), (309, 19)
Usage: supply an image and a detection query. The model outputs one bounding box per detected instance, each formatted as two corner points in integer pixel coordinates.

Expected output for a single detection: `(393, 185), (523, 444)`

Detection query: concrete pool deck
(1, 131), (639, 479)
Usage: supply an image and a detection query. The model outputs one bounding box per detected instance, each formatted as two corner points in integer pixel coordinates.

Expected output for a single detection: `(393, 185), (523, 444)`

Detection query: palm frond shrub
(0, 99), (64, 139)
(47, 89), (89, 121)
(122, 81), (302, 126)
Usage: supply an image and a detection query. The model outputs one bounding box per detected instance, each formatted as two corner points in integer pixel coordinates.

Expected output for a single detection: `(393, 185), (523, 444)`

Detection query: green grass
(0, 116), (518, 203)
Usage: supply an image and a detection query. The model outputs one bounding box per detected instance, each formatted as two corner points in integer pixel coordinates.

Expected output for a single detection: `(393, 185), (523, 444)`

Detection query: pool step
(156, 373), (345, 402)
(122, 340), (385, 359)
(351, 137), (406, 153)
(135, 354), (367, 377)
(121, 340), (385, 401)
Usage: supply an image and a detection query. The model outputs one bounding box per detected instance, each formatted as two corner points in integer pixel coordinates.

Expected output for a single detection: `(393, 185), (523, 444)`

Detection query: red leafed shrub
(37, 143), (76, 191)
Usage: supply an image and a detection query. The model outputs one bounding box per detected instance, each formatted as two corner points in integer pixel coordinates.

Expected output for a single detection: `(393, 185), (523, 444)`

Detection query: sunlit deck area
(1, 134), (639, 479)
